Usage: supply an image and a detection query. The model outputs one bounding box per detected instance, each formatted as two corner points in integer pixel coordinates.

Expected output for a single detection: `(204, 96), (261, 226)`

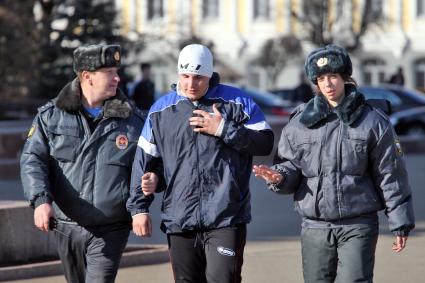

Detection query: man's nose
(187, 77), (195, 88)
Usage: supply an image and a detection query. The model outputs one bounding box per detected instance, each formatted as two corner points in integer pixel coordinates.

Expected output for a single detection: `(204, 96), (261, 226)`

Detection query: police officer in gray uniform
(253, 45), (415, 283)
(20, 44), (145, 283)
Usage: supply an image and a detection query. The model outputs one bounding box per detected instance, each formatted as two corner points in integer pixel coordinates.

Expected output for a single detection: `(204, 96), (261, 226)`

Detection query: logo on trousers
(217, 246), (235, 257)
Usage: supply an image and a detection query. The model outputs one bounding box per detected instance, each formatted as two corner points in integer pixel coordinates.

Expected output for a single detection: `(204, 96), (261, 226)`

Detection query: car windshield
(359, 85), (425, 107)
(389, 86), (425, 104)
(359, 87), (402, 106)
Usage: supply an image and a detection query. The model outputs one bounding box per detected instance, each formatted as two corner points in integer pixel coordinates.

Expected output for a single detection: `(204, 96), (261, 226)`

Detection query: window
(415, 58), (425, 92)
(203, 0), (219, 19)
(362, 59), (387, 85)
(147, 0), (164, 20)
(371, 0), (383, 19)
(418, 0), (425, 17)
(253, 0), (270, 20)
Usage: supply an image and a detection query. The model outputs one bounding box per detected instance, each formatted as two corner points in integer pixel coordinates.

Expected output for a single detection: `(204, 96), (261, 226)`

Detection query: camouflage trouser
(301, 225), (379, 283)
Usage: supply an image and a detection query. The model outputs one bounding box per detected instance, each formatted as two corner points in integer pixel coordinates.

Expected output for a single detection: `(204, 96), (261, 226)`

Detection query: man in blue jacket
(20, 44), (145, 283)
(127, 44), (274, 283)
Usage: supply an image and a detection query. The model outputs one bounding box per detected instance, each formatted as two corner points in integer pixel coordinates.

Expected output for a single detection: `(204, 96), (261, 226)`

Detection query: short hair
(140, 63), (151, 71)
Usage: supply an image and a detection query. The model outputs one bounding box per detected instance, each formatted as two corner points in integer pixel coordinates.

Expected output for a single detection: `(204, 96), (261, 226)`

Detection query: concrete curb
(0, 244), (169, 282)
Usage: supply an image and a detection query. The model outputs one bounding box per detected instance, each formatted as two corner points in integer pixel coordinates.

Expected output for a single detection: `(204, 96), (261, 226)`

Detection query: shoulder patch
(365, 101), (390, 121)
(132, 106), (147, 121)
(394, 139), (403, 156)
(27, 125), (36, 139)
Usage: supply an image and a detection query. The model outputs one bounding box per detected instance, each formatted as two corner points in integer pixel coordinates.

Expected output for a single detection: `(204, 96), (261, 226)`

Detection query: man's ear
(82, 71), (92, 85)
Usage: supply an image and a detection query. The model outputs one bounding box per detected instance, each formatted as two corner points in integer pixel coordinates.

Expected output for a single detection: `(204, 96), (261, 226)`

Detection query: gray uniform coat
(20, 78), (145, 226)
(270, 84), (414, 235)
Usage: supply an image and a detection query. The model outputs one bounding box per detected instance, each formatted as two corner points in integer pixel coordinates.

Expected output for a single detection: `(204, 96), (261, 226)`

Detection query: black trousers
(54, 222), (130, 283)
(167, 224), (247, 283)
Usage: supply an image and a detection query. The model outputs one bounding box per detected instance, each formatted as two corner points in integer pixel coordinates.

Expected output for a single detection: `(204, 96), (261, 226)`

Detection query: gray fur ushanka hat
(73, 44), (121, 73)
(304, 44), (352, 84)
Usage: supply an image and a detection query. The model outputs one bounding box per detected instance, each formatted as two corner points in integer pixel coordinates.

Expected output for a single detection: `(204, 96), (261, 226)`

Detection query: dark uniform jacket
(126, 73), (274, 233)
(270, 84), (415, 235)
(20, 78), (145, 226)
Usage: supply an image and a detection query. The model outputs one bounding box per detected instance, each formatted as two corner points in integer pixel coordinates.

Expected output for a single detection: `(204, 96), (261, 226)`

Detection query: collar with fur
(55, 78), (132, 118)
(299, 84), (365, 128)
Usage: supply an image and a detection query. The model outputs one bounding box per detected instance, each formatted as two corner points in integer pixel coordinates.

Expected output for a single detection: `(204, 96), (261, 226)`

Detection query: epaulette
(37, 100), (55, 113)
(133, 106), (148, 121)
(365, 99), (392, 116)
(289, 103), (305, 121)
(370, 105), (390, 121)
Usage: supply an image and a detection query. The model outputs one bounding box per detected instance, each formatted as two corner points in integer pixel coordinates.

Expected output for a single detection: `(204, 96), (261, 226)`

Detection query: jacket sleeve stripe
(208, 84), (272, 131)
(245, 120), (272, 131)
(137, 135), (159, 157)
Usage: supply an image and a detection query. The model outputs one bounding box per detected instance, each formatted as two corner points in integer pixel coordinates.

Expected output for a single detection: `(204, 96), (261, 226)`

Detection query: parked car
(359, 84), (425, 113)
(240, 86), (294, 117)
(269, 88), (301, 107)
(390, 106), (425, 136)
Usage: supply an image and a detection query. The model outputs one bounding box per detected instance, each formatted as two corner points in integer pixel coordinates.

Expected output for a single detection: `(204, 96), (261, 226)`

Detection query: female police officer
(253, 45), (415, 283)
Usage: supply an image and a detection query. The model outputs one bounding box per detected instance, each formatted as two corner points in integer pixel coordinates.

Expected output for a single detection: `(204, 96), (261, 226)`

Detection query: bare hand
(189, 104), (223, 135)
(141, 172), (158, 196)
(392, 236), (408, 252)
(132, 213), (152, 237)
(34, 203), (54, 232)
(252, 165), (283, 184)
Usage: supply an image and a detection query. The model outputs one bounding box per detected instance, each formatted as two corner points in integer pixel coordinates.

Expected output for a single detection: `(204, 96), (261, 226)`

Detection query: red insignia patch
(116, 134), (128, 150)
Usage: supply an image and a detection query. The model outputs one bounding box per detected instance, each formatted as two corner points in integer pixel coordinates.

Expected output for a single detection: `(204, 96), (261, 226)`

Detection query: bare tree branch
(292, 0), (382, 51)
(257, 35), (302, 85)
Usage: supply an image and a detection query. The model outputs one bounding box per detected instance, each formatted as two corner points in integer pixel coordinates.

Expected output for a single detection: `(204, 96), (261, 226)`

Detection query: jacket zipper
(316, 123), (327, 218)
(78, 112), (91, 198)
(88, 116), (106, 205)
(192, 103), (203, 230)
(336, 122), (343, 218)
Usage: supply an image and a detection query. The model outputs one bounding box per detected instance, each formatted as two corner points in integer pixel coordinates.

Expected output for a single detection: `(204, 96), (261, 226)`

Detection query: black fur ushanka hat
(304, 44), (352, 84)
(73, 44), (121, 73)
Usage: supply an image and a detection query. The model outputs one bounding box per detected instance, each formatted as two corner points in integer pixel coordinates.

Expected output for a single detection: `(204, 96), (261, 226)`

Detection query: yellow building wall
(237, 0), (247, 34)
(352, 0), (361, 33)
(402, 0), (411, 31)
(290, 0), (299, 33)
(167, 0), (177, 34)
(136, 0), (142, 33)
(328, 0), (336, 30)
(191, 0), (199, 34)
(121, 0), (130, 34)
(275, 0), (285, 33)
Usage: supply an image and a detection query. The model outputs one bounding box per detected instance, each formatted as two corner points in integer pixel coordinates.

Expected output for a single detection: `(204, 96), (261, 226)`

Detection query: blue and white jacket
(126, 73), (274, 233)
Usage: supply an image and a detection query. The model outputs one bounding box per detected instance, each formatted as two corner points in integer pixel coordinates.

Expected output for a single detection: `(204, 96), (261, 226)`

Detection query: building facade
(116, 0), (425, 93)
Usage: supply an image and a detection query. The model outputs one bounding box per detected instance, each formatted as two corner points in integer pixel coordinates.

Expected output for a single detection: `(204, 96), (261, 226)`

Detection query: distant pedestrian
(388, 66), (405, 86)
(253, 45), (415, 283)
(132, 62), (155, 111)
(294, 72), (314, 103)
(118, 66), (133, 96)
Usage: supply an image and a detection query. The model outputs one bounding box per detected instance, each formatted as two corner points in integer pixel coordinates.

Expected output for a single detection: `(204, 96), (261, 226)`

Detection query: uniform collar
(300, 84), (366, 127)
(55, 78), (132, 119)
